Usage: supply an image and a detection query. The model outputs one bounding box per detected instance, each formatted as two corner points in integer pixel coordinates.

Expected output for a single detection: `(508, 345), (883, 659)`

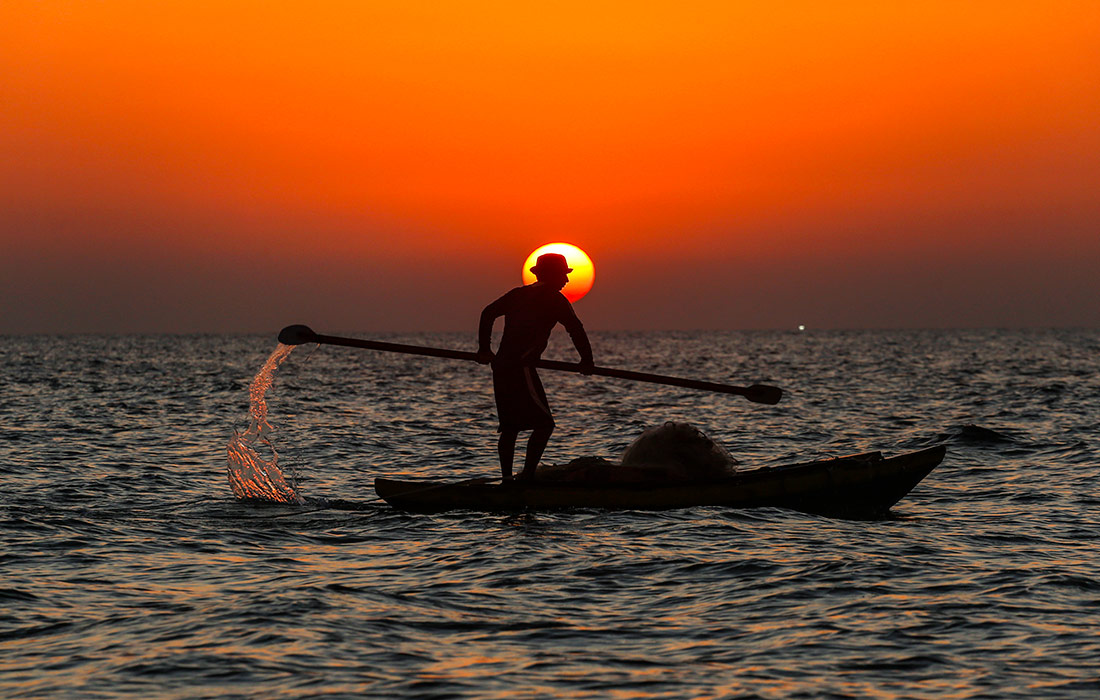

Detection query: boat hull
(374, 446), (946, 517)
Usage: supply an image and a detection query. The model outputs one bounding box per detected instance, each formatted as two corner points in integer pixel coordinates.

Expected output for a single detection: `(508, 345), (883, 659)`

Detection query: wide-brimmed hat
(530, 253), (573, 275)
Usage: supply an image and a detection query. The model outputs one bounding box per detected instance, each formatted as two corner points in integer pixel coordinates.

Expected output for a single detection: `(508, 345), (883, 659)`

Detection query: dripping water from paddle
(223, 342), (413, 513)
(226, 343), (304, 504)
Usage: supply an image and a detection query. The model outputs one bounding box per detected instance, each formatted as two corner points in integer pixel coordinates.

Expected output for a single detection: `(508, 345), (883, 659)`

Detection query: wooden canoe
(374, 445), (946, 517)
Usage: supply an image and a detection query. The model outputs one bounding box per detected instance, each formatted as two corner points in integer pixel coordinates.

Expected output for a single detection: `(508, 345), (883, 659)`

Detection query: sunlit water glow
(225, 342), (303, 504)
(3, 330), (1098, 698)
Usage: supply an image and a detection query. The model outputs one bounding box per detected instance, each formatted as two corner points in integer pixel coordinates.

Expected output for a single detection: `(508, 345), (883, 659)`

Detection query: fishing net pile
(539, 422), (739, 484)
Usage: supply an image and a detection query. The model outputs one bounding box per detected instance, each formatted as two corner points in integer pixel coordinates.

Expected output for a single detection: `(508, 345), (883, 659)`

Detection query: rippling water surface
(2, 330), (1098, 698)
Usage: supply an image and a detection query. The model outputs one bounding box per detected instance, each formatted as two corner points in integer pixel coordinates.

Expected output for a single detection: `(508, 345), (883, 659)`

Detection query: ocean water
(2, 329), (1098, 698)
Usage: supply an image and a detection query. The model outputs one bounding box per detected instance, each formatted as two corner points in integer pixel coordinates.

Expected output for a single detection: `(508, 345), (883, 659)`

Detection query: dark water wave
(2, 330), (1098, 698)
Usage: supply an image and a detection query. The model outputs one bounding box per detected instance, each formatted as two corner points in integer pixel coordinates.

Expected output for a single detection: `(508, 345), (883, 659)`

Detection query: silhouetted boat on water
(374, 445), (946, 517)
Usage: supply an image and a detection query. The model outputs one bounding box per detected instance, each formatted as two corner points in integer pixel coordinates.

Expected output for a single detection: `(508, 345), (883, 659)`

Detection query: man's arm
(569, 324), (594, 372)
(477, 294), (509, 362)
(559, 302), (594, 371)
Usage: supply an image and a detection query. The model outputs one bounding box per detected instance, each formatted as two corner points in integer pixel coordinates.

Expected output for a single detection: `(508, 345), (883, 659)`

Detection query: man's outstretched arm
(561, 308), (594, 372)
(570, 326), (594, 372)
(477, 296), (508, 363)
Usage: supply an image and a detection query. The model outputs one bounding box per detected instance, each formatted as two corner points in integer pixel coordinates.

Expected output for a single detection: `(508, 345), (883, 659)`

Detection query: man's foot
(516, 469), (538, 483)
(501, 476), (524, 489)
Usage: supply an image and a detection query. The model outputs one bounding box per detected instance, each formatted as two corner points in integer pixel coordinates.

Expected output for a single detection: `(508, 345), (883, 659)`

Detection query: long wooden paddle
(277, 324), (782, 405)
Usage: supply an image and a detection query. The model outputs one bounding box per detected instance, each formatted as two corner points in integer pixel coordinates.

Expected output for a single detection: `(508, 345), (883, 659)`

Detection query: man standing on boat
(477, 253), (594, 483)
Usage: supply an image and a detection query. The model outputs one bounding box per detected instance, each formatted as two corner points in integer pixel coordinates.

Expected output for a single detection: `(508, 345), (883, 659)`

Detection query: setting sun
(521, 243), (595, 303)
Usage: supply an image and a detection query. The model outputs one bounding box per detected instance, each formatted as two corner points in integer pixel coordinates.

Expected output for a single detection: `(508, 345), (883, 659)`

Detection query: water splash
(226, 343), (304, 504)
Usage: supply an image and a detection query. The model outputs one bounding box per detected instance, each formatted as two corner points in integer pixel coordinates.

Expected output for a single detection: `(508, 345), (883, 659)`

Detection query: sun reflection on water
(226, 343), (303, 504)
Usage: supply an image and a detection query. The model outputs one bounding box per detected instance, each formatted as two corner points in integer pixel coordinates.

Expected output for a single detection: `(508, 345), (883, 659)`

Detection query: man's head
(530, 253), (572, 289)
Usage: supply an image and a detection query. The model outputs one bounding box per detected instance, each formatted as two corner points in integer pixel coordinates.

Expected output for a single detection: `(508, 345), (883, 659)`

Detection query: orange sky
(2, 1), (1098, 332)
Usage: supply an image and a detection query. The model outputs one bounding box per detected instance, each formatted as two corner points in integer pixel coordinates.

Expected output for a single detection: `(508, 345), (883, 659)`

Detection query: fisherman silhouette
(478, 253), (594, 482)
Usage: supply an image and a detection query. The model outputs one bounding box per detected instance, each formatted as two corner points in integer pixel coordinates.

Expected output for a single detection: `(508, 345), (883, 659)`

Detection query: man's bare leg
(498, 428), (519, 481)
(518, 425), (553, 481)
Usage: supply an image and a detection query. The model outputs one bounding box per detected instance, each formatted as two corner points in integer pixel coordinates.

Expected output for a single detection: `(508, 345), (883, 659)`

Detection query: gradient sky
(2, 1), (1098, 333)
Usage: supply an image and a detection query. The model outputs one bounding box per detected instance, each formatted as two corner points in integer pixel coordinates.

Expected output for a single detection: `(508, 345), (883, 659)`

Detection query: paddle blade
(278, 324), (319, 345)
(744, 384), (783, 405)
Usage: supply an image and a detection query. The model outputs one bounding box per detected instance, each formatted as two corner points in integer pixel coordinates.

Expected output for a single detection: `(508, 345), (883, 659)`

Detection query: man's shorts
(492, 362), (554, 431)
